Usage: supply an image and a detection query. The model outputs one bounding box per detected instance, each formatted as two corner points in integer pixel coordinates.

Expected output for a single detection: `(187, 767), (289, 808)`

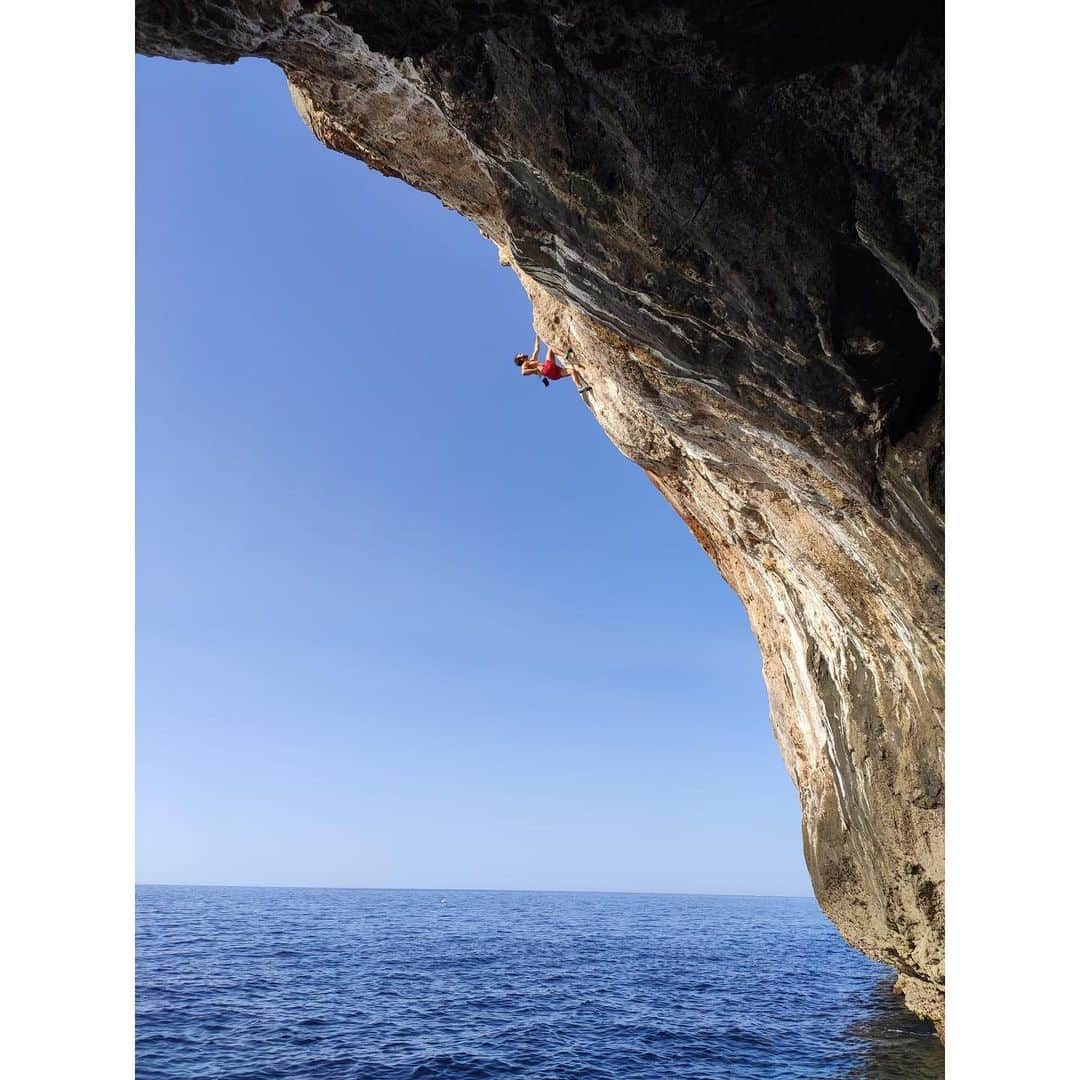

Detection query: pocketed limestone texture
(137, 1), (945, 1031)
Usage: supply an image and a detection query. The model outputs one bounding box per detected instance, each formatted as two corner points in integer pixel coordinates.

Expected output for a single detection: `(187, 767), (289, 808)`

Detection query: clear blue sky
(136, 56), (810, 896)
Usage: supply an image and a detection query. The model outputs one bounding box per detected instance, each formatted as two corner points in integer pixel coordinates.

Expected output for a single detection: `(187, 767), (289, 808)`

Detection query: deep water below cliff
(137, 886), (944, 1079)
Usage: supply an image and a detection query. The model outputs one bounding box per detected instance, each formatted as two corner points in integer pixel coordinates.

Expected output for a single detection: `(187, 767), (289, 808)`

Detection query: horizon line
(136, 881), (815, 900)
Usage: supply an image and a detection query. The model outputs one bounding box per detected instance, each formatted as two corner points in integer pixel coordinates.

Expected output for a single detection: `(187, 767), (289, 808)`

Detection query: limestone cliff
(136, 1), (945, 1030)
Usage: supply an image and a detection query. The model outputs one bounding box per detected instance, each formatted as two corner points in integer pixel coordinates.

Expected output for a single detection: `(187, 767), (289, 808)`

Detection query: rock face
(137, 1), (945, 1030)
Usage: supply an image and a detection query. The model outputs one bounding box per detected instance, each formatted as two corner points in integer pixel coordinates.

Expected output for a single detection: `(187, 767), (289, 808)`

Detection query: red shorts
(540, 356), (568, 380)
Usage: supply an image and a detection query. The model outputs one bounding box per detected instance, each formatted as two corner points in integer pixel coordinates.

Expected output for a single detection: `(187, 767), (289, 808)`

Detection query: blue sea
(136, 886), (943, 1079)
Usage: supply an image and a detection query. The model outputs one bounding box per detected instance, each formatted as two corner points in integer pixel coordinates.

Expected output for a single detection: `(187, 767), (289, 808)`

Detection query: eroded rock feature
(136, 1), (945, 1030)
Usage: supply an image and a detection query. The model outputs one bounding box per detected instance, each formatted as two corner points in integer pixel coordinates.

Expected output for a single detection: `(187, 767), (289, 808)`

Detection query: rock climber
(513, 335), (591, 394)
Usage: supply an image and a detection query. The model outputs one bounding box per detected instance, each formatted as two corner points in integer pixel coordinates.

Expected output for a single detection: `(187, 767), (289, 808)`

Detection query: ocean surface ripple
(136, 886), (943, 1079)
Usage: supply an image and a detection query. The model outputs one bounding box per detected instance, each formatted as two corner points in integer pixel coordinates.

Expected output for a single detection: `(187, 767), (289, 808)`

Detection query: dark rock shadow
(841, 977), (944, 1078)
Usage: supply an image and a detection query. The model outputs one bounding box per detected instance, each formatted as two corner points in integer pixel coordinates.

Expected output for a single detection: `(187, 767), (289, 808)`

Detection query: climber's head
(513, 353), (528, 367)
